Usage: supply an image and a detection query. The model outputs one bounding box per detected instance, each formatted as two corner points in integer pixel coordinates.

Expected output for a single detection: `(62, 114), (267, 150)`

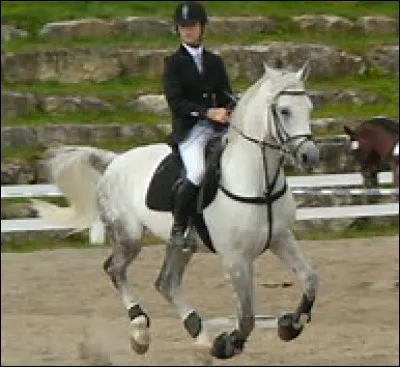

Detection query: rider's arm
(214, 55), (234, 110)
(163, 56), (208, 119)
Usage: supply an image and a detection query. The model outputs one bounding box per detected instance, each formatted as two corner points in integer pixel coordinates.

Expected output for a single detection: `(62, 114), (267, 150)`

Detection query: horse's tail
(31, 146), (117, 236)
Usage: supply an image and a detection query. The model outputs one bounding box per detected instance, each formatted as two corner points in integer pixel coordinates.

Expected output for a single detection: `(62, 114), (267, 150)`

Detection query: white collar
(182, 43), (203, 58)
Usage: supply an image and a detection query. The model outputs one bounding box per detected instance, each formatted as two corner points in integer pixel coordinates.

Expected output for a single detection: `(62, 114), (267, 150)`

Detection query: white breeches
(178, 120), (215, 186)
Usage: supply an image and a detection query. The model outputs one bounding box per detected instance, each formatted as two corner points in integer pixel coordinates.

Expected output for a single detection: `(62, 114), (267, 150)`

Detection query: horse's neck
(221, 137), (284, 196)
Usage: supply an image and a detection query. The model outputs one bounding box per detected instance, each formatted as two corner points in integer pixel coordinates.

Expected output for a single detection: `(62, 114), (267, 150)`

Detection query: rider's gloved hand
(206, 108), (229, 124)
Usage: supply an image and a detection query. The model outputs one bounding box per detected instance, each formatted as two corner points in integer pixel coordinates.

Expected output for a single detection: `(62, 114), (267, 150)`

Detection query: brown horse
(344, 117), (399, 188)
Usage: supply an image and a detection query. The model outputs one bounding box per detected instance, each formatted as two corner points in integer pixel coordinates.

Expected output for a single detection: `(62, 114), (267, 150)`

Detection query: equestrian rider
(163, 1), (233, 250)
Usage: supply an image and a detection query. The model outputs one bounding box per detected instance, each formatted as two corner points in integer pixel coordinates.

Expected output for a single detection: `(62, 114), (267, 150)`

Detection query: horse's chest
(205, 194), (295, 252)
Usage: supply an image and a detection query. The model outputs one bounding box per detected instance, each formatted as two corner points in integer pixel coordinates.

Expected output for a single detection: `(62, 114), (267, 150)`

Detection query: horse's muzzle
(296, 140), (319, 171)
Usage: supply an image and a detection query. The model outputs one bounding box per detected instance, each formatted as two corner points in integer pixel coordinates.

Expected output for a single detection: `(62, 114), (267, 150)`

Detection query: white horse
(33, 63), (319, 360)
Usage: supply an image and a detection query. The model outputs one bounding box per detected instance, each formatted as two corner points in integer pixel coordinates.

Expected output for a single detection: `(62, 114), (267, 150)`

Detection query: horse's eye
(280, 108), (291, 118)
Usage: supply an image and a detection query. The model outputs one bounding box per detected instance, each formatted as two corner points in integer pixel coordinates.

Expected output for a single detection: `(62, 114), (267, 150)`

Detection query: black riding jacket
(163, 44), (233, 145)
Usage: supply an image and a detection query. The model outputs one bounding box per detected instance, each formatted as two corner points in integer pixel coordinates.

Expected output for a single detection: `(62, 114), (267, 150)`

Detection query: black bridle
(219, 89), (314, 252)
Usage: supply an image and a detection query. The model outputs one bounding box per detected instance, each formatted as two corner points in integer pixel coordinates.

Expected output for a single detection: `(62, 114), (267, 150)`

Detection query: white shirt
(182, 43), (203, 73)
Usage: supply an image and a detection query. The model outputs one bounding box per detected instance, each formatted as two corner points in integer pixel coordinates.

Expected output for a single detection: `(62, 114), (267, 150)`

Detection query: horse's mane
(361, 117), (399, 135)
(230, 69), (302, 130)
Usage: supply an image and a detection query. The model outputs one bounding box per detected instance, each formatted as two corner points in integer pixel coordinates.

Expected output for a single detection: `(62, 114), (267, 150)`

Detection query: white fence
(1, 172), (398, 244)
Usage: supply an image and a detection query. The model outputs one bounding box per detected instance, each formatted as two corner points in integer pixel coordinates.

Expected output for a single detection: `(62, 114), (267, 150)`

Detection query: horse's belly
(98, 144), (170, 221)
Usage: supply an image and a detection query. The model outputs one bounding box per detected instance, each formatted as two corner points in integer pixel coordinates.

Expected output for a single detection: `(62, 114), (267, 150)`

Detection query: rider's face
(177, 21), (202, 46)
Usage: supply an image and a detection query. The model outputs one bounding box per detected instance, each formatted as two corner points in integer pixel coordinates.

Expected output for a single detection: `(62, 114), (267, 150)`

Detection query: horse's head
(344, 118), (399, 173)
(230, 61), (318, 172)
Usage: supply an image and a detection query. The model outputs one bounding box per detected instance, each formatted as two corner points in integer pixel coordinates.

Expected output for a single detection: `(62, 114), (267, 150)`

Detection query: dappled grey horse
(33, 63), (319, 360)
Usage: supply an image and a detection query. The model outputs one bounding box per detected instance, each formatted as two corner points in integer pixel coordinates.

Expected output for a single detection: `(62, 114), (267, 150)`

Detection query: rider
(163, 1), (233, 250)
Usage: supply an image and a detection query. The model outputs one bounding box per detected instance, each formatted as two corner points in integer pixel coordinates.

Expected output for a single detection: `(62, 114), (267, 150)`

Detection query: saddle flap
(145, 135), (225, 212)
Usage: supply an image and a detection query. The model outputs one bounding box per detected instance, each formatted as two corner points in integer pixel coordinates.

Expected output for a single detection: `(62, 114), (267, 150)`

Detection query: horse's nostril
(301, 153), (308, 165)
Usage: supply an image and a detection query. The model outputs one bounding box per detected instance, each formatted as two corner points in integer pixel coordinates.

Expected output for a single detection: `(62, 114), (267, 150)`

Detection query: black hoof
(278, 313), (304, 342)
(211, 330), (244, 359)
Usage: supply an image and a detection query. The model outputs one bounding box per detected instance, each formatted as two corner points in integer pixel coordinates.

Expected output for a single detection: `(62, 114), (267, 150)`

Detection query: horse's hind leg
(154, 243), (211, 353)
(102, 218), (150, 354)
(270, 229), (318, 342)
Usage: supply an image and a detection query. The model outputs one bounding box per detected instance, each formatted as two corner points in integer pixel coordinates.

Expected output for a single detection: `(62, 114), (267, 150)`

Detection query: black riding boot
(170, 179), (199, 249)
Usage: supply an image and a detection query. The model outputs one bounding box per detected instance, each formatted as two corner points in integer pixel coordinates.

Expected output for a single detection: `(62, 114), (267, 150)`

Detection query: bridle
(219, 89), (314, 252)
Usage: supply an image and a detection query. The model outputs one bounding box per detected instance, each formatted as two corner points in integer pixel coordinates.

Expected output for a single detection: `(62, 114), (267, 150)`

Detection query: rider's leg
(170, 122), (214, 249)
(170, 178), (199, 247)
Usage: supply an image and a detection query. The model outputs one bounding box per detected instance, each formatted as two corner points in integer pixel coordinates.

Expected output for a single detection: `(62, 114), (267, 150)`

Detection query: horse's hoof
(129, 316), (150, 354)
(210, 330), (244, 359)
(278, 313), (304, 342)
(130, 336), (149, 355)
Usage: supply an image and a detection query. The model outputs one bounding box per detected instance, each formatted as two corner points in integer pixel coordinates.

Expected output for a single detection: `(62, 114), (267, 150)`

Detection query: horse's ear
(296, 61), (311, 82)
(343, 125), (355, 138)
(263, 62), (274, 77)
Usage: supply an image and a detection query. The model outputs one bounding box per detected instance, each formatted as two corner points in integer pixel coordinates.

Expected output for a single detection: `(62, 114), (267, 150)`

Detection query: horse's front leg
(270, 229), (318, 342)
(154, 243), (212, 356)
(211, 253), (254, 359)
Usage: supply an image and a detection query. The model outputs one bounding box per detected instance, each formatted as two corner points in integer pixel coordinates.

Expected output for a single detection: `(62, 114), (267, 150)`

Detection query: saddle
(145, 133), (227, 252)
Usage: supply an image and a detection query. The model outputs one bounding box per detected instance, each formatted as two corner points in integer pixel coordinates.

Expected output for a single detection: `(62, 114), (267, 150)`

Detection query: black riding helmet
(174, 1), (208, 27)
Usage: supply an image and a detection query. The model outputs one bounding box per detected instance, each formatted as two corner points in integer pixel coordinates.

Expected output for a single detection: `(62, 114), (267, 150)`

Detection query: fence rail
(1, 172), (394, 199)
(1, 171), (398, 242)
(2, 203), (398, 234)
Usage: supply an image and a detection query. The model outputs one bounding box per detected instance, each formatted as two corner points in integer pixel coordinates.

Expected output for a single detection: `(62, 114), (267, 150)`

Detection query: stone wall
(3, 43), (398, 84)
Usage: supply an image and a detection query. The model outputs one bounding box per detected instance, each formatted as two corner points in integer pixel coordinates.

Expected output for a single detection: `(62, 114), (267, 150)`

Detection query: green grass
(1, 109), (164, 126)
(2, 1), (397, 34)
(2, 75), (163, 97)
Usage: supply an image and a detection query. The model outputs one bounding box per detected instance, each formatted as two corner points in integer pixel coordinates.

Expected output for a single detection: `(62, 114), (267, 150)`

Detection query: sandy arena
(1, 236), (399, 366)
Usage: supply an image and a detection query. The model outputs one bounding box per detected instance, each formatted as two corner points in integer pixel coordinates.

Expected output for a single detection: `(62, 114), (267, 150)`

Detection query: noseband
(219, 89), (314, 252)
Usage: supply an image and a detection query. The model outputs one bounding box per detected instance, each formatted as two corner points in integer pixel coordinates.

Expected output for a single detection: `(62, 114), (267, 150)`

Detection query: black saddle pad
(145, 136), (223, 212)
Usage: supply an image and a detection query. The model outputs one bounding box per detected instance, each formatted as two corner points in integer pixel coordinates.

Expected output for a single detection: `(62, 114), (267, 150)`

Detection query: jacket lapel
(179, 44), (203, 77)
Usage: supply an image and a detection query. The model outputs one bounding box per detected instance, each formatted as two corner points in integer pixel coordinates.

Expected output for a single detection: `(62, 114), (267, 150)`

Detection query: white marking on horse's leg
(270, 230), (318, 307)
(103, 219), (150, 354)
(222, 254), (255, 344)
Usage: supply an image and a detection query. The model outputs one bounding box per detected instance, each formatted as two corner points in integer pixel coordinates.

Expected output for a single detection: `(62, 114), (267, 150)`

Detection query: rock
(1, 126), (38, 149)
(2, 48), (122, 83)
(218, 43), (366, 81)
(1, 91), (38, 118)
(3, 43), (381, 84)
(127, 94), (169, 115)
(1, 123), (162, 150)
(39, 18), (114, 40)
(112, 16), (172, 36)
(1, 159), (37, 184)
(366, 45), (399, 74)
(1, 25), (29, 41)
(1, 203), (38, 219)
(356, 16), (398, 35)
(292, 14), (354, 32)
(207, 16), (276, 35)
(38, 95), (113, 113)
